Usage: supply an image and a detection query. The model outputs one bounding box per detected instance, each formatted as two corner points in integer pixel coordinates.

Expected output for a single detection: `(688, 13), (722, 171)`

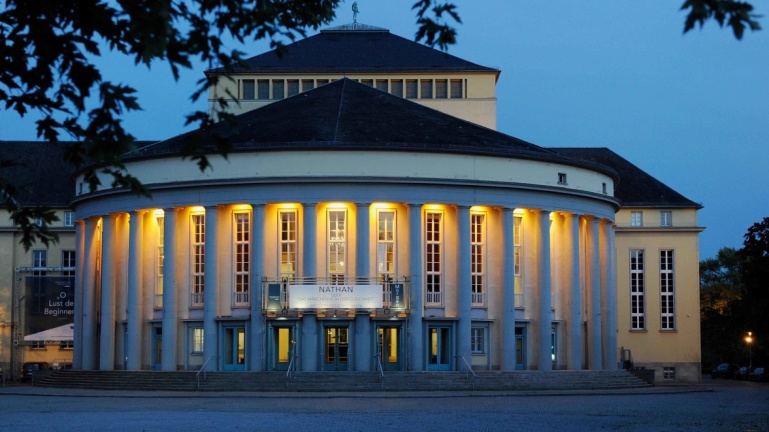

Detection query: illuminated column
(126, 210), (144, 370)
(203, 205), (219, 371)
(457, 205), (472, 368)
(537, 210), (552, 371)
(302, 315), (318, 371)
(161, 208), (178, 371)
(81, 217), (99, 370)
(500, 208), (517, 370)
(302, 203), (317, 277)
(603, 220), (618, 369)
(250, 203), (266, 371)
(73, 220), (85, 369)
(99, 213), (117, 370)
(588, 217), (603, 370)
(567, 213), (583, 370)
(408, 203), (423, 371)
(355, 203), (372, 371)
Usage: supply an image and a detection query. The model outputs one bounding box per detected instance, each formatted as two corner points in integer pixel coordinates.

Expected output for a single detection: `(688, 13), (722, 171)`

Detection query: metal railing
(196, 356), (217, 389)
(456, 355), (476, 388)
(285, 342), (297, 387)
(375, 354), (385, 389)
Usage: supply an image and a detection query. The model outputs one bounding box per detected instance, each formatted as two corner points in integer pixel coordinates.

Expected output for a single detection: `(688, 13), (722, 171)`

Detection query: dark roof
(207, 24), (499, 75)
(130, 79), (615, 177)
(551, 147), (701, 208)
(0, 142), (76, 208)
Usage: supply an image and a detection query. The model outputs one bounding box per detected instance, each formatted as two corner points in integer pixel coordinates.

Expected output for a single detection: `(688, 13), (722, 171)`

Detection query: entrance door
(427, 326), (451, 370)
(223, 326), (246, 371)
(515, 326), (526, 370)
(377, 326), (400, 371)
(323, 326), (349, 371)
(152, 327), (162, 370)
(270, 326), (295, 371)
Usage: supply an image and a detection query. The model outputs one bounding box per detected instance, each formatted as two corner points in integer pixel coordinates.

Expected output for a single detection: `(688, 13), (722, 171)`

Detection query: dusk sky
(1, 1), (767, 260)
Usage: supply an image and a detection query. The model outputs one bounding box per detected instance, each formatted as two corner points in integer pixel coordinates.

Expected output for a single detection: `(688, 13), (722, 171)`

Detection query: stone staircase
(34, 369), (652, 392)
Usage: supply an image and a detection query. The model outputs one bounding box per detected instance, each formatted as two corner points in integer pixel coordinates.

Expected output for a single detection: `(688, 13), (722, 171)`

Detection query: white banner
(289, 285), (383, 309)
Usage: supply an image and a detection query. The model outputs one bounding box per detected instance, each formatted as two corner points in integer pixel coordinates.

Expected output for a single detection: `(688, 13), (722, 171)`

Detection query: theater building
(67, 24), (702, 381)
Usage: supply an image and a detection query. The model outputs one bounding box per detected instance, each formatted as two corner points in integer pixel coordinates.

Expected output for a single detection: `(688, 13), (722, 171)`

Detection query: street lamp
(745, 331), (753, 370)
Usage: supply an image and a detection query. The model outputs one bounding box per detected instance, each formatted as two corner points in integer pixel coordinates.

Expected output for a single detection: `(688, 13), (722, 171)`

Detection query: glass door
(223, 326), (246, 371)
(377, 326), (400, 371)
(152, 327), (162, 370)
(427, 326), (451, 371)
(323, 326), (349, 371)
(515, 326), (526, 370)
(270, 326), (295, 371)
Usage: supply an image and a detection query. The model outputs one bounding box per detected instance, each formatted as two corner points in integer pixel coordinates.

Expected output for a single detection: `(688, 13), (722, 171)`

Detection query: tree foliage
(0, 1), (762, 248)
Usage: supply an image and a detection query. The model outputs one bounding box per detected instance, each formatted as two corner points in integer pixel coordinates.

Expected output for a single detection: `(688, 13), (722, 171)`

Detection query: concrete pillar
(500, 208), (517, 370)
(250, 204), (266, 371)
(537, 210), (552, 371)
(604, 220), (618, 369)
(126, 211), (144, 370)
(302, 315), (318, 371)
(567, 213), (583, 370)
(302, 203), (317, 277)
(203, 206), (219, 371)
(73, 220), (85, 369)
(457, 206), (472, 369)
(81, 217), (99, 370)
(355, 202), (372, 370)
(407, 204), (423, 371)
(161, 208), (178, 371)
(99, 214), (117, 370)
(588, 217), (603, 370)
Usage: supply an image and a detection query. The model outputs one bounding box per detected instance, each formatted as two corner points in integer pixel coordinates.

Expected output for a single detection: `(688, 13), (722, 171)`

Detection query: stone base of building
(633, 362), (701, 384)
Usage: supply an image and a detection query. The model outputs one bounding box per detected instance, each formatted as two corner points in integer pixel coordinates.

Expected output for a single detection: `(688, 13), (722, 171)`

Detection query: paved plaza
(0, 379), (766, 431)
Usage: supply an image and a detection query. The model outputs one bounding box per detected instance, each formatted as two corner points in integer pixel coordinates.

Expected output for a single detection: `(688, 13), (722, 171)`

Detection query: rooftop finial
(352, 2), (359, 24)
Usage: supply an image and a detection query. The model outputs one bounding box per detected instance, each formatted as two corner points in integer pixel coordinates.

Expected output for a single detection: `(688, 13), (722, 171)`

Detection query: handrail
(456, 355), (476, 388)
(196, 356), (217, 389)
(285, 340), (297, 387)
(375, 354), (384, 388)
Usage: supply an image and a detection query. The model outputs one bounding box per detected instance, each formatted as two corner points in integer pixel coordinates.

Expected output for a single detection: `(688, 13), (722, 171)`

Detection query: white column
(604, 220), (618, 369)
(302, 203), (317, 277)
(457, 206), (472, 368)
(99, 214), (117, 370)
(81, 217), (99, 370)
(203, 206), (219, 371)
(408, 203), (423, 371)
(126, 211), (144, 370)
(73, 220), (85, 369)
(501, 208), (517, 370)
(588, 217), (603, 370)
(355, 202), (371, 371)
(537, 210), (552, 371)
(567, 213), (583, 370)
(250, 204), (266, 371)
(161, 208), (178, 371)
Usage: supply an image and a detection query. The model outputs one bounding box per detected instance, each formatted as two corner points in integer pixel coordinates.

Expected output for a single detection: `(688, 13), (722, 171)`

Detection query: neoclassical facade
(71, 79), (621, 373)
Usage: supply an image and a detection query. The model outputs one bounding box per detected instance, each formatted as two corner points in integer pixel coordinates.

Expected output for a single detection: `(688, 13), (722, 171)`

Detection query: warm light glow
(372, 202), (396, 209)
(423, 203), (445, 211)
(470, 205), (486, 212)
(746, 331), (753, 344)
(190, 206), (205, 213)
(513, 208), (526, 215)
(153, 209), (164, 218)
(231, 204), (252, 211)
(326, 202), (348, 209)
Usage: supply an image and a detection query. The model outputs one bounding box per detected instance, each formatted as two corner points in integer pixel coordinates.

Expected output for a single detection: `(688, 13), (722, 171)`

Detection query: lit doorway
(323, 326), (349, 371)
(377, 326), (401, 371)
(427, 325), (452, 371)
(152, 326), (162, 370)
(269, 325), (296, 371)
(223, 326), (246, 371)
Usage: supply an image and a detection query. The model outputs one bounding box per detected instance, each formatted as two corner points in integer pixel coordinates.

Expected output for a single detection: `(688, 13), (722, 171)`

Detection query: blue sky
(1, 1), (767, 260)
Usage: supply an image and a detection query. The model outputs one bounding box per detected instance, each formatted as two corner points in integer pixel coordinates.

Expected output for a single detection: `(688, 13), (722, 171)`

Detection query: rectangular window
(630, 211), (643, 227)
(287, 79), (299, 97)
(420, 79), (433, 98)
(61, 250), (76, 276)
(32, 250), (47, 275)
(660, 250), (675, 330)
(234, 212), (250, 305)
(243, 79), (255, 99)
(405, 80), (418, 99)
(59, 340), (74, 350)
(450, 79), (463, 98)
(557, 172), (567, 185)
(375, 79), (388, 92)
(471, 327), (485, 354)
(513, 216), (523, 276)
(156, 216), (164, 308)
(301, 79), (315, 92)
(192, 328), (204, 354)
(272, 80), (284, 100)
(377, 210), (396, 303)
(257, 79), (269, 99)
(390, 80), (403, 97)
(361, 79), (373, 87)
(471, 213), (485, 306)
(425, 212), (442, 305)
(191, 214), (205, 306)
(328, 209), (347, 284)
(63, 211), (74, 227)
(663, 367), (676, 381)
(316, 79), (329, 87)
(660, 211), (672, 227)
(630, 249), (645, 330)
(279, 210), (297, 279)
(435, 79), (448, 98)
